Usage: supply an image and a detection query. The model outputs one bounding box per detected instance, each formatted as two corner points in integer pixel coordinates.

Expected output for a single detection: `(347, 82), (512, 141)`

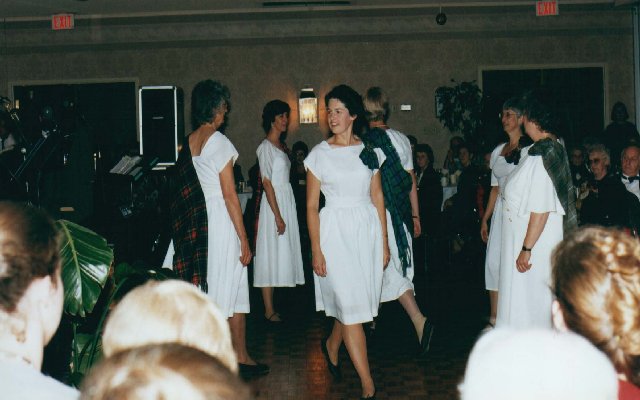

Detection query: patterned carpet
(244, 252), (488, 400)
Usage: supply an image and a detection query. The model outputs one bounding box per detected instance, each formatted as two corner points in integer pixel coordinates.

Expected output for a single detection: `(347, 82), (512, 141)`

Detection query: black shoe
(238, 362), (270, 379)
(320, 339), (341, 380)
(419, 319), (434, 356)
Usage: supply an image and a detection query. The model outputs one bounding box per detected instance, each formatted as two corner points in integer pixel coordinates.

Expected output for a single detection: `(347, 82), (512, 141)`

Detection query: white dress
(380, 128), (415, 302)
(304, 141), (384, 325)
(0, 358), (79, 400)
(496, 145), (564, 329)
(192, 132), (250, 318)
(254, 140), (304, 287)
(484, 143), (517, 291)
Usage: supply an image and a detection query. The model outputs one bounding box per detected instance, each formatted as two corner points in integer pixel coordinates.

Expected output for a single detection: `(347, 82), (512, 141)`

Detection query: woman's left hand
(383, 244), (390, 269)
(516, 250), (532, 273)
(413, 219), (422, 238)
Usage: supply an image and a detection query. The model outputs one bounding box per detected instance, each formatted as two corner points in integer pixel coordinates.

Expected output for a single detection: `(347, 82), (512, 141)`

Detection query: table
(442, 185), (458, 211)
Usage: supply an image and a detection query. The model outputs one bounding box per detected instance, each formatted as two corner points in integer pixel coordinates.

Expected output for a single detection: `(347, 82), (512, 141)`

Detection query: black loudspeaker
(139, 86), (184, 169)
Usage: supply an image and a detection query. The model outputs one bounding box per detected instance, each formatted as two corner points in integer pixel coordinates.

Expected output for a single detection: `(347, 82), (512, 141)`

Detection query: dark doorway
(481, 67), (605, 150)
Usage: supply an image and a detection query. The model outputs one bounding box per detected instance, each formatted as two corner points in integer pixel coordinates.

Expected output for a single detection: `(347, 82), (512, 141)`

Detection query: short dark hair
(520, 89), (561, 137)
(191, 80), (231, 129)
(415, 143), (434, 165)
(407, 135), (418, 146)
(324, 84), (366, 136)
(261, 99), (290, 134)
(611, 101), (629, 121)
(502, 96), (524, 116)
(0, 201), (61, 313)
(291, 140), (309, 156)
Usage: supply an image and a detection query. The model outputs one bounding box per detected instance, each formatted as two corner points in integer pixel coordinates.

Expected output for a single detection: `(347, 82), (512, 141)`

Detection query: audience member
(102, 280), (238, 373)
(81, 343), (254, 400)
(0, 201), (79, 399)
(621, 144), (640, 200)
(459, 329), (618, 400)
(414, 144), (443, 264)
(601, 101), (640, 172)
(552, 226), (640, 399)
(580, 144), (634, 229)
(442, 135), (465, 175)
(568, 145), (590, 189)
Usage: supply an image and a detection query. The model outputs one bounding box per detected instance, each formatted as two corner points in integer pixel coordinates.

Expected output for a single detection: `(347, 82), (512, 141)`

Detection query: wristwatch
(521, 245), (532, 252)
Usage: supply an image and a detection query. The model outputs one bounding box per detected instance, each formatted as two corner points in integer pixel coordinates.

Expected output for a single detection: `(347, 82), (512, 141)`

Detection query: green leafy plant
(435, 80), (483, 144)
(57, 219), (176, 385)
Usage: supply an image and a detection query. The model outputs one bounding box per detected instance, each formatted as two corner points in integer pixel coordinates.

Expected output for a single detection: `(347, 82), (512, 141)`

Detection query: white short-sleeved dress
(380, 128), (416, 302)
(192, 131), (250, 318)
(484, 143), (518, 291)
(304, 141), (384, 325)
(496, 145), (564, 329)
(254, 140), (305, 287)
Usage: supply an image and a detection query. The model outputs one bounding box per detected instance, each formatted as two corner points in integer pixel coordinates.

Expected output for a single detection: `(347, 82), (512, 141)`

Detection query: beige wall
(1, 6), (634, 173)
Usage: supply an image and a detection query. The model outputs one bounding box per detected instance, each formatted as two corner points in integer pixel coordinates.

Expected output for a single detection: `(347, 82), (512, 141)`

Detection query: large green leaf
(57, 220), (112, 317)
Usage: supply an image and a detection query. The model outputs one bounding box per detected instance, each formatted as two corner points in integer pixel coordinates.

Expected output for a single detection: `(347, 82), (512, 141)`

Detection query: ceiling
(1, 0), (632, 21)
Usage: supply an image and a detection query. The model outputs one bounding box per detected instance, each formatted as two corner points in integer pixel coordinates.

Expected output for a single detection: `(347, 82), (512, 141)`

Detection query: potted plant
(435, 80), (484, 147)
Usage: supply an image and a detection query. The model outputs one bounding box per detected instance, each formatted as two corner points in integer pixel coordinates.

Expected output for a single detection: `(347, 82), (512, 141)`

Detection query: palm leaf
(57, 220), (112, 317)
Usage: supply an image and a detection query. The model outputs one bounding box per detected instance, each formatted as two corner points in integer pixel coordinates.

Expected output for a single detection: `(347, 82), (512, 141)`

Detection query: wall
(0, 5), (634, 172)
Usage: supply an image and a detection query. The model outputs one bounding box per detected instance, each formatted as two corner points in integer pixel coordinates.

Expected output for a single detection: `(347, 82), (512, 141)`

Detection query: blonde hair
(102, 280), (237, 372)
(552, 226), (640, 385)
(363, 86), (389, 123)
(81, 343), (253, 400)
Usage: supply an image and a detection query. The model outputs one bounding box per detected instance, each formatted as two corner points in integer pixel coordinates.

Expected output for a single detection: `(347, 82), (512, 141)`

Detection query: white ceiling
(0, 0), (627, 21)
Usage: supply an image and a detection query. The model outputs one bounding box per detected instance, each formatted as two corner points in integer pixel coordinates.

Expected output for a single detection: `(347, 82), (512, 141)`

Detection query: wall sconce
(299, 86), (318, 124)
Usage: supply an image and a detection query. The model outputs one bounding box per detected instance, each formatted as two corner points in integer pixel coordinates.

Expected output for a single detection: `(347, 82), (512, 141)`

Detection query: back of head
(261, 99), (290, 133)
(519, 89), (562, 137)
(102, 280), (237, 372)
(459, 329), (618, 400)
(0, 201), (61, 313)
(552, 226), (640, 385)
(81, 343), (254, 400)
(363, 86), (389, 123)
(191, 79), (230, 129)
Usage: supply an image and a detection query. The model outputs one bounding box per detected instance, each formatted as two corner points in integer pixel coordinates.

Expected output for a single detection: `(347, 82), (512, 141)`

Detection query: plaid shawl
(169, 143), (209, 292)
(528, 138), (578, 233)
(360, 128), (414, 275)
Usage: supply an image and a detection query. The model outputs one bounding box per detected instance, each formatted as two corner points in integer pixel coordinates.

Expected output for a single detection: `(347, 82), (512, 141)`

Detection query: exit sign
(51, 14), (74, 30)
(536, 1), (559, 16)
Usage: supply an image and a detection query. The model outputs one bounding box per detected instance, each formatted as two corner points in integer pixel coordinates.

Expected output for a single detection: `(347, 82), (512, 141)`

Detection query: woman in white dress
(479, 97), (527, 329)
(187, 80), (267, 377)
(305, 85), (389, 400)
(362, 86), (433, 355)
(496, 90), (576, 329)
(254, 99), (304, 322)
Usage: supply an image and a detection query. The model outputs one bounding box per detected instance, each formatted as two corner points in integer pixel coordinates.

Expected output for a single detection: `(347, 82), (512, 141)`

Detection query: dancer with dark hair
(305, 84), (389, 399)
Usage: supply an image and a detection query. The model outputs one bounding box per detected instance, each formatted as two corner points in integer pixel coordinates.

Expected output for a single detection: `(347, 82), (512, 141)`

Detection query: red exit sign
(51, 14), (75, 30)
(536, 1), (559, 16)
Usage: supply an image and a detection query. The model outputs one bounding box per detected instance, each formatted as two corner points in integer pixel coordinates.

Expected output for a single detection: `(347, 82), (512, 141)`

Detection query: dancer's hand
(413, 219), (422, 238)
(383, 243), (390, 269)
(480, 220), (489, 243)
(239, 238), (252, 266)
(275, 216), (286, 235)
(312, 250), (327, 277)
(516, 250), (532, 273)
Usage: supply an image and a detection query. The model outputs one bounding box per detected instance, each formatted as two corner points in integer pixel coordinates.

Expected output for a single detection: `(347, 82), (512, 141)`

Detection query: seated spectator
(580, 144), (633, 228)
(0, 201), (79, 399)
(621, 144), (640, 200)
(81, 343), (254, 400)
(445, 143), (481, 247)
(551, 226), (640, 399)
(568, 145), (590, 189)
(459, 329), (618, 400)
(102, 280), (237, 373)
(601, 102), (640, 172)
(442, 135), (465, 175)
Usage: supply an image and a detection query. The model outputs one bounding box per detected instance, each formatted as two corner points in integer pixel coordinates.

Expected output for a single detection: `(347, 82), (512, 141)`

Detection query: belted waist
(324, 196), (372, 208)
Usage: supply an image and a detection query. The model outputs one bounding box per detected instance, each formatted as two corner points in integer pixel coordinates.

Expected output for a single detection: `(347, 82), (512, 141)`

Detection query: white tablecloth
(442, 185), (458, 211)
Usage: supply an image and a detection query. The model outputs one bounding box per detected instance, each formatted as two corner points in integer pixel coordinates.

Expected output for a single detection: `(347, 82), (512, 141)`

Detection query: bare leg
(398, 289), (427, 340)
(325, 320), (343, 365)
(261, 287), (281, 321)
(228, 313), (256, 365)
(343, 323), (375, 398)
(488, 290), (498, 325)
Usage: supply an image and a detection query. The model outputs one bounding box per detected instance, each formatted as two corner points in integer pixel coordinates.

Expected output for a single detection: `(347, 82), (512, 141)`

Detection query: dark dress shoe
(320, 339), (341, 380)
(419, 319), (435, 356)
(238, 362), (270, 379)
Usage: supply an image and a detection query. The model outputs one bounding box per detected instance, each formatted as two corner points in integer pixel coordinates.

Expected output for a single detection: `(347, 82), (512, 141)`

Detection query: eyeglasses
(588, 158), (601, 165)
(499, 111), (519, 119)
